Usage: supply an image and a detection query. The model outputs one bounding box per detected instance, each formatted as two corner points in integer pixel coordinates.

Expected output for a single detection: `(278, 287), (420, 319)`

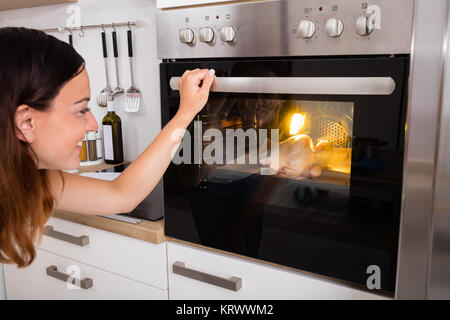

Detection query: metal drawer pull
(170, 76), (396, 95)
(173, 261), (242, 291)
(46, 265), (93, 289)
(43, 225), (89, 247)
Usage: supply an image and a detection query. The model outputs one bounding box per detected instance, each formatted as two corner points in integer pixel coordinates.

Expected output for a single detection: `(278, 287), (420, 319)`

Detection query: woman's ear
(15, 104), (36, 143)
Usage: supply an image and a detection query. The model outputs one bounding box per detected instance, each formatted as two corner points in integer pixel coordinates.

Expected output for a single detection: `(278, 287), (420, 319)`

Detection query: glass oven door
(160, 56), (409, 294)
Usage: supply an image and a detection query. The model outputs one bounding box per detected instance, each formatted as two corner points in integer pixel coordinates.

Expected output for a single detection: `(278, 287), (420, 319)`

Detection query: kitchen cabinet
(167, 241), (391, 300)
(39, 217), (168, 289)
(3, 216), (168, 299)
(0, 0), (77, 11)
(3, 249), (167, 300)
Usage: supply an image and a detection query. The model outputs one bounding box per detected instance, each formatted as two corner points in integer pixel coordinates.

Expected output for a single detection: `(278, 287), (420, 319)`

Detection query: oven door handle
(169, 76), (396, 95)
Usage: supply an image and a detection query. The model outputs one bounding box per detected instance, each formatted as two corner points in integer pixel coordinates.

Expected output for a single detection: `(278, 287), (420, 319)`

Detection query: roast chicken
(265, 134), (333, 178)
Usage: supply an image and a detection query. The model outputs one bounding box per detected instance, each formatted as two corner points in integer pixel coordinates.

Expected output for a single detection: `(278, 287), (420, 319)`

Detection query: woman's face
(28, 69), (98, 170)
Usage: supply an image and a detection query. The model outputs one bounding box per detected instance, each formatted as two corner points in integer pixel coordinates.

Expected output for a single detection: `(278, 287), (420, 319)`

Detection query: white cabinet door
(167, 241), (390, 300)
(39, 217), (167, 289)
(3, 249), (168, 300)
(0, 264), (5, 300)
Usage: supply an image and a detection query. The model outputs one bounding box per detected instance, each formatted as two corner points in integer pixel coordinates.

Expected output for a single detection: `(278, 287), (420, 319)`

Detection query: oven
(157, 0), (414, 294)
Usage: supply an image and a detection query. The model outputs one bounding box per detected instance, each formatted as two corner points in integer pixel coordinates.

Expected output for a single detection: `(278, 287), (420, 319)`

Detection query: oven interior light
(290, 113), (306, 135)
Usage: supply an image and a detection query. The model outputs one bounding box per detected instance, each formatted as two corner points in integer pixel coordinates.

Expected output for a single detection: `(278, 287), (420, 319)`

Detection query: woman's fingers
(181, 68), (200, 81)
(177, 68), (216, 121)
(199, 69), (215, 95)
(179, 68), (200, 89)
(184, 68), (213, 88)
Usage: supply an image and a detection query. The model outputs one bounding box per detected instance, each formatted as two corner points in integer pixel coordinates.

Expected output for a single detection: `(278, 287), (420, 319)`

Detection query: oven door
(160, 56), (409, 294)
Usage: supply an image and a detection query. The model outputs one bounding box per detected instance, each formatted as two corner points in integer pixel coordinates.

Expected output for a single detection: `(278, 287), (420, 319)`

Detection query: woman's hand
(177, 68), (216, 122)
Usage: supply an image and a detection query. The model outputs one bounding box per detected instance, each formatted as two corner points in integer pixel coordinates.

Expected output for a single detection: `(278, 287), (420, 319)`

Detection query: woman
(0, 27), (215, 268)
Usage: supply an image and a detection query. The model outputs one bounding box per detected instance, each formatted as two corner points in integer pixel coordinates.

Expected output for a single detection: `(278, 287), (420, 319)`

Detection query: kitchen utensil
(106, 90), (123, 102)
(112, 28), (124, 97)
(96, 31), (113, 107)
(68, 29), (73, 46)
(124, 29), (141, 112)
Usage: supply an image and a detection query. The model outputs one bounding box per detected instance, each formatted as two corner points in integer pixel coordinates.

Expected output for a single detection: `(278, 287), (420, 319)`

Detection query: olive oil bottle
(102, 100), (123, 164)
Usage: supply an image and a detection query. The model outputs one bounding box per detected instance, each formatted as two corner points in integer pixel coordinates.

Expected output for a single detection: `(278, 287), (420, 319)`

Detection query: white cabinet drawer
(3, 249), (168, 300)
(167, 241), (389, 300)
(38, 217), (167, 289)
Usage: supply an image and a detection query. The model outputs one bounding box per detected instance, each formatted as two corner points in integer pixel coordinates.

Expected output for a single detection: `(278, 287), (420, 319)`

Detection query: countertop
(51, 162), (166, 244)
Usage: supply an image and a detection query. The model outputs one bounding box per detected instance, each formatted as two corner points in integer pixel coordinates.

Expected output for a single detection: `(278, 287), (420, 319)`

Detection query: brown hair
(0, 27), (85, 267)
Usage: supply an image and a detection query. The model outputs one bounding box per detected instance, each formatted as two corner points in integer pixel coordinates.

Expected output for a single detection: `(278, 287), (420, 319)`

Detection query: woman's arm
(50, 68), (215, 215)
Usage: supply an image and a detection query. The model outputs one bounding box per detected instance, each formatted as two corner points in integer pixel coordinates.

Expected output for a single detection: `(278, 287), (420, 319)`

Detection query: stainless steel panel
(170, 76), (396, 95)
(395, 0), (448, 300)
(157, 0), (414, 59)
(102, 214), (143, 224)
(428, 2), (450, 300)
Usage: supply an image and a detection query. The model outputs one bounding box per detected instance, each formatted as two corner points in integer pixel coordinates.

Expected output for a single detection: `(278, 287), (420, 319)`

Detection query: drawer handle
(43, 225), (89, 246)
(173, 261), (242, 292)
(46, 265), (93, 289)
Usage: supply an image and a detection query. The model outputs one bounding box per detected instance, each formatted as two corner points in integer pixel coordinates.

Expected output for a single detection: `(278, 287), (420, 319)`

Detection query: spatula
(124, 29), (141, 112)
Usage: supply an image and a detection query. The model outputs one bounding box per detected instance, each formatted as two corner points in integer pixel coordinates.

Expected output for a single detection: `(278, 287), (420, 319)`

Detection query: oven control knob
(356, 16), (374, 36)
(325, 18), (344, 37)
(297, 20), (316, 39)
(220, 26), (236, 42)
(179, 28), (194, 44)
(199, 27), (215, 43)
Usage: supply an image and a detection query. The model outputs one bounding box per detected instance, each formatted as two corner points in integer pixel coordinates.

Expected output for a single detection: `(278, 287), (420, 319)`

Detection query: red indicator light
(319, 6), (323, 11)
(216, 15), (219, 19)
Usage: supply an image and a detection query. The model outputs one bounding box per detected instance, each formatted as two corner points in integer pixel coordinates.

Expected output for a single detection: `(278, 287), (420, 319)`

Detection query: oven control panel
(179, 26), (236, 44)
(157, 0), (414, 59)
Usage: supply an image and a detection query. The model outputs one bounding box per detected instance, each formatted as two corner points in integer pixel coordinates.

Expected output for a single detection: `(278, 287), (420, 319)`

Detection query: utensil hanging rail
(40, 21), (140, 33)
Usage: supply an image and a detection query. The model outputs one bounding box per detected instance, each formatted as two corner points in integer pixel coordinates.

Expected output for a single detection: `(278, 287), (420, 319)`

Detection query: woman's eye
(79, 107), (90, 114)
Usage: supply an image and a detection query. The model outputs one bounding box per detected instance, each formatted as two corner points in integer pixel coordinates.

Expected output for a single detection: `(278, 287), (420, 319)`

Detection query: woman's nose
(86, 111), (98, 132)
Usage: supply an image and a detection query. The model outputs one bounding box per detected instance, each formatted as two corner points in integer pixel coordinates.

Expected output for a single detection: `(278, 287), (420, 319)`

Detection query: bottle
(96, 129), (103, 160)
(87, 131), (98, 161)
(102, 100), (124, 164)
(79, 134), (88, 162)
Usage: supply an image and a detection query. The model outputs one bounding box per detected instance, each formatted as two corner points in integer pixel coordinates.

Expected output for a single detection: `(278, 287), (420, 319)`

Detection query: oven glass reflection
(196, 98), (353, 215)
(187, 98), (355, 255)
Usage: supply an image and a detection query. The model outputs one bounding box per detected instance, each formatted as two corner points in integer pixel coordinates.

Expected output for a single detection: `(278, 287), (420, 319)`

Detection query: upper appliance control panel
(157, 0), (414, 59)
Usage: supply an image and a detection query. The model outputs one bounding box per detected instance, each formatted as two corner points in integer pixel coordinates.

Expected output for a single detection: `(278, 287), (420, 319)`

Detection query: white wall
(0, 0), (162, 162)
